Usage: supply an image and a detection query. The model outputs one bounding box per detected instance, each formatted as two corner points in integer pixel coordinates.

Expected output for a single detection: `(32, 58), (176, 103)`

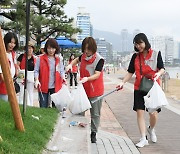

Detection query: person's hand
(66, 64), (72, 72)
(153, 72), (161, 81)
(34, 80), (41, 88)
(79, 77), (88, 83)
(116, 81), (124, 91)
(62, 78), (67, 85)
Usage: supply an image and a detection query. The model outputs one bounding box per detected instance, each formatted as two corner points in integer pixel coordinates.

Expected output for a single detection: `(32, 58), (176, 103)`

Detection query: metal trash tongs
(91, 86), (122, 104)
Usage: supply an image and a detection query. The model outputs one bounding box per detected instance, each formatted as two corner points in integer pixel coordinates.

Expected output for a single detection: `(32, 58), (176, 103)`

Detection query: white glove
(153, 72), (161, 81)
(79, 77), (88, 83)
(66, 64), (72, 72)
(34, 80), (41, 88)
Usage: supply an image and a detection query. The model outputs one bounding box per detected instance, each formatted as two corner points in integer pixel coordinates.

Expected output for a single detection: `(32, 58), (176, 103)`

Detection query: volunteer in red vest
(117, 33), (165, 148)
(68, 53), (78, 89)
(34, 38), (65, 108)
(0, 32), (19, 101)
(17, 42), (36, 106)
(66, 37), (104, 143)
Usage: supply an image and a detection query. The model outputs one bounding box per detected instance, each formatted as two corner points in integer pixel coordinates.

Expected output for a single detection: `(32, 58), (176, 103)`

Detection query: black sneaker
(91, 132), (97, 143)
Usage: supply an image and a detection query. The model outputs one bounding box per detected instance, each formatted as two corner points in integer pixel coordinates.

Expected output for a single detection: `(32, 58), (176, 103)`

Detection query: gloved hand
(66, 64), (72, 72)
(34, 80), (41, 88)
(79, 77), (88, 83)
(62, 78), (67, 85)
(116, 81), (124, 91)
(153, 72), (161, 81)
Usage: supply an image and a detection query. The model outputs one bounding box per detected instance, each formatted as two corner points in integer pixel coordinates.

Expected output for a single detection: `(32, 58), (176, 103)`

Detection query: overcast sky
(64, 0), (180, 41)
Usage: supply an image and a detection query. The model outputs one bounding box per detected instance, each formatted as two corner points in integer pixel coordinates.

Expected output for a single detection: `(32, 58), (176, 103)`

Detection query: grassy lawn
(0, 100), (59, 154)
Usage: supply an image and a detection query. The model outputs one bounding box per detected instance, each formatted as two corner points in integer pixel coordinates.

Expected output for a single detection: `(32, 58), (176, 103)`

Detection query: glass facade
(76, 8), (92, 42)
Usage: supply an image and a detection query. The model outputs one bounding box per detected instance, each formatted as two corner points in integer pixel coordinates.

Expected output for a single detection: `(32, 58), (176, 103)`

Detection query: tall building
(120, 29), (133, 52)
(150, 36), (174, 65)
(133, 29), (141, 38)
(76, 7), (92, 42)
(106, 42), (113, 63)
(95, 38), (108, 60)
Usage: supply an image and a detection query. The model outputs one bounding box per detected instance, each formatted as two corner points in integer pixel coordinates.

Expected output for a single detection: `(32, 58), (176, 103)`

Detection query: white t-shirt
(0, 52), (16, 78)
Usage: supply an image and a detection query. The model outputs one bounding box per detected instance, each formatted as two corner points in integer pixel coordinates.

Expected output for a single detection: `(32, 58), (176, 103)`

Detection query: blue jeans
(38, 88), (55, 108)
(0, 94), (8, 102)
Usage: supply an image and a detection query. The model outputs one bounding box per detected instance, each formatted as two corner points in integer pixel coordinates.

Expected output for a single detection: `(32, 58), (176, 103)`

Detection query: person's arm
(34, 57), (40, 80)
(154, 51), (165, 80)
(121, 72), (133, 84)
(117, 53), (136, 89)
(85, 71), (101, 82)
(0, 73), (4, 81)
(66, 57), (79, 71)
(0, 66), (4, 81)
(59, 60), (65, 79)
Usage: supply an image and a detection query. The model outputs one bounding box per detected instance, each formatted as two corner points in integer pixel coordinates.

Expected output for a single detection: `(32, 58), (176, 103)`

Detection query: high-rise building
(95, 38), (107, 60)
(150, 36), (174, 65)
(120, 29), (133, 52)
(76, 7), (92, 42)
(133, 29), (141, 38)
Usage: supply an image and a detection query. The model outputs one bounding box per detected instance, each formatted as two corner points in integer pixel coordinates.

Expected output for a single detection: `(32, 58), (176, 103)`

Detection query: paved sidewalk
(39, 70), (180, 154)
(104, 72), (180, 154)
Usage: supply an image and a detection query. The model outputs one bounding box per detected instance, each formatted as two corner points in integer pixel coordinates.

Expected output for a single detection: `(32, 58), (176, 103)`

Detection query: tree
(0, 0), (16, 21)
(1, 0), (80, 46)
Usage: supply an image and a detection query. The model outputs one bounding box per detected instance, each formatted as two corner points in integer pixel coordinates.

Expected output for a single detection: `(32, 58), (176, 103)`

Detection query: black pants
(70, 73), (77, 86)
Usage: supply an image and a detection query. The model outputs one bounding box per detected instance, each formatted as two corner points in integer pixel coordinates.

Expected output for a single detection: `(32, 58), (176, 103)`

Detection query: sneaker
(75, 86), (77, 89)
(91, 132), (97, 143)
(70, 86), (73, 89)
(147, 126), (157, 143)
(136, 138), (149, 148)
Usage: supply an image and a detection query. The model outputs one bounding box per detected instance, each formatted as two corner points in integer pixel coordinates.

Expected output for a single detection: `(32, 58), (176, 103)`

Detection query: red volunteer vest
(38, 54), (62, 93)
(19, 54), (36, 70)
(0, 51), (17, 94)
(134, 49), (160, 90)
(80, 53), (104, 98)
(69, 60), (78, 73)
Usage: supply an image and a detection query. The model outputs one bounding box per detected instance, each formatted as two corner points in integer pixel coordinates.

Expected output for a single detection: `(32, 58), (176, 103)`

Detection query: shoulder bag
(138, 54), (154, 94)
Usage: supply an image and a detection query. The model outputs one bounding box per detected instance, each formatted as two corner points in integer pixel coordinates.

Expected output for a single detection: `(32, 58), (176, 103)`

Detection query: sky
(64, 0), (180, 41)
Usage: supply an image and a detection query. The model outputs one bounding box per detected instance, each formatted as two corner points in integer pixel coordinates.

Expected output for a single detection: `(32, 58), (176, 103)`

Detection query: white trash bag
(144, 81), (169, 113)
(51, 84), (73, 111)
(17, 69), (34, 83)
(69, 83), (91, 114)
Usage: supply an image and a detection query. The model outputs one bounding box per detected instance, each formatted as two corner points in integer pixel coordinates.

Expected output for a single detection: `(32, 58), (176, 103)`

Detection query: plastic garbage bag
(144, 81), (169, 113)
(69, 83), (91, 114)
(18, 69), (34, 83)
(51, 84), (73, 111)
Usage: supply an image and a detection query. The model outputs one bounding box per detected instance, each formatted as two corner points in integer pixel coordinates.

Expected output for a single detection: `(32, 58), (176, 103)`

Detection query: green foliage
(0, 0), (11, 5)
(1, 0), (80, 46)
(0, 100), (59, 154)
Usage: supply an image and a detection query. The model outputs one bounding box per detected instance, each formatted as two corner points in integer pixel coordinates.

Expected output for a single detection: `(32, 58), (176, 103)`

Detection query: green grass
(0, 100), (59, 154)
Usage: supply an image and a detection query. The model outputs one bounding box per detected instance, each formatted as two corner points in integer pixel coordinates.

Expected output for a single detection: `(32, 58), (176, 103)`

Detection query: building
(150, 36), (174, 65)
(120, 29), (133, 52)
(76, 7), (92, 42)
(95, 38), (108, 60)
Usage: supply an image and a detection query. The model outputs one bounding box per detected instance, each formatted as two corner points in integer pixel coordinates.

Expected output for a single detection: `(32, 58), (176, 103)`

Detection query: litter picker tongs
(91, 86), (122, 104)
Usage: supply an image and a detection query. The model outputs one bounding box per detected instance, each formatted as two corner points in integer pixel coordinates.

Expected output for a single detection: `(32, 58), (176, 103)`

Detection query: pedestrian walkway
(41, 70), (180, 154)
(41, 73), (140, 154)
(105, 72), (180, 154)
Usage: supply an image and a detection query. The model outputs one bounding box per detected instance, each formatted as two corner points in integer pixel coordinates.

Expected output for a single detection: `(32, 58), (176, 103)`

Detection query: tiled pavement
(30, 70), (180, 154)
(104, 72), (180, 154)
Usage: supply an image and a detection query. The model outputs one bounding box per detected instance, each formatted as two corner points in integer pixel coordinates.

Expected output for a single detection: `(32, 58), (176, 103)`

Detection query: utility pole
(0, 27), (24, 132)
(23, 0), (31, 114)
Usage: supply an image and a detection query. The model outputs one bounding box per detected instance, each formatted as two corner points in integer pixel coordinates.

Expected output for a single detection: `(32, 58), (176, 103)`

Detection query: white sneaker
(75, 86), (77, 89)
(147, 126), (157, 143)
(70, 86), (73, 89)
(136, 138), (149, 148)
